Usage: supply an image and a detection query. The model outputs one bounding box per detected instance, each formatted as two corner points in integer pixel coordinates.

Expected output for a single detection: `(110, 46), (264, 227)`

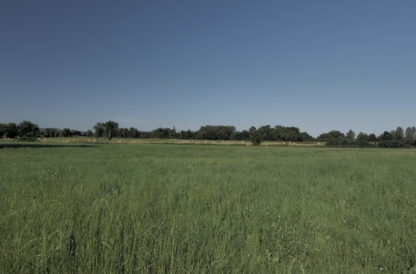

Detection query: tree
(356, 132), (370, 146)
(179, 130), (195, 139)
(129, 127), (139, 138)
(318, 131), (345, 141)
(249, 127), (261, 145)
(41, 128), (60, 137)
(368, 134), (377, 142)
(271, 125), (304, 141)
(0, 124), (5, 138)
(93, 121), (119, 140)
(232, 130), (250, 140)
(393, 127), (404, 140)
(151, 128), (176, 139)
(93, 122), (105, 137)
(346, 130), (356, 141)
(299, 132), (314, 141)
(379, 131), (392, 141)
(84, 130), (94, 137)
(119, 128), (130, 138)
(103, 121), (119, 141)
(62, 128), (72, 137)
(257, 125), (273, 141)
(17, 121), (39, 137)
(0, 123), (18, 138)
(405, 127), (416, 141)
(70, 130), (82, 136)
(197, 125), (235, 140)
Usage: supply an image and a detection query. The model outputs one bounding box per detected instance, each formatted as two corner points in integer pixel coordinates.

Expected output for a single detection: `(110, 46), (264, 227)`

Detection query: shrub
(377, 140), (409, 148)
(249, 129), (261, 145)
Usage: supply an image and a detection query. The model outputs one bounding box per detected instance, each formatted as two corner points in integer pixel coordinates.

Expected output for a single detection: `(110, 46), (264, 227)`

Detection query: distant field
(1, 142), (415, 273)
(36, 136), (325, 147)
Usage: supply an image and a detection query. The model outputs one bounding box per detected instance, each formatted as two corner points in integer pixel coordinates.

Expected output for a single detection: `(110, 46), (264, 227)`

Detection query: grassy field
(1, 142), (415, 273)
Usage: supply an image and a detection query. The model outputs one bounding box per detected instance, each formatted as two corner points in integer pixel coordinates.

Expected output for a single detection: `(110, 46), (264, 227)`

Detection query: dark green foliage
(325, 137), (347, 147)
(129, 127), (139, 138)
(356, 132), (370, 147)
(151, 127), (177, 139)
(299, 131), (314, 141)
(346, 130), (356, 141)
(42, 128), (61, 137)
(0, 123), (18, 138)
(324, 128), (416, 148)
(0, 120), (324, 143)
(249, 127), (261, 145)
(405, 127), (416, 141)
(318, 131), (345, 141)
(393, 127), (404, 140)
(325, 131), (376, 148)
(380, 131), (393, 141)
(257, 125), (273, 140)
(178, 130), (195, 139)
(17, 121), (39, 138)
(93, 122), (105, 137)
(232, 125), (312, 142)
(231, 130), (250, 140)
(70, 130), (82, 136)
(62, 128), (72, 137)
(377, 140), (411, 148)
(197, 125), (236, 140)
(94, 121), (119, 140)
(119, 128), (130, 138)
(85, 130), (94, 137)
(368, 134), (377, 142)
(2, 120), (416, 150)
(273, 125), (303, 141)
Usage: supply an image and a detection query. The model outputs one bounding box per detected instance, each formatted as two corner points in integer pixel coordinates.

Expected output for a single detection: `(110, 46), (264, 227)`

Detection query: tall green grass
(1, 143), (415, 273)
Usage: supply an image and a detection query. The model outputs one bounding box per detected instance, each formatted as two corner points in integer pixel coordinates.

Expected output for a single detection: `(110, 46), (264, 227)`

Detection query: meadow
(0, 141), (415, 273)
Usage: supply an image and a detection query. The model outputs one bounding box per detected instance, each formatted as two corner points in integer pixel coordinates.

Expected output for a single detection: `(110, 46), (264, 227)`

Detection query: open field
(1, 142), (415, 273)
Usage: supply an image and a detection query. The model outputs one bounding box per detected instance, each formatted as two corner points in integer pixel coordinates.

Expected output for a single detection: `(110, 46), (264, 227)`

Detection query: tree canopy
(1, 120), (415, 148)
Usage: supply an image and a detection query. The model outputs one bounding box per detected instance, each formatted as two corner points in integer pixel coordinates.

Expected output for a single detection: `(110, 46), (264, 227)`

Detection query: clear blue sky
(1, 0), (415, 136)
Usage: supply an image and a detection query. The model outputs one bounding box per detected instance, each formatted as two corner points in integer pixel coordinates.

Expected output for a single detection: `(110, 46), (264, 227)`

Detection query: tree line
(1, 120), (416, 147)
(92, 121), (314, 142)
(0, 121), (89, 139)
(318, 127), (416, 148)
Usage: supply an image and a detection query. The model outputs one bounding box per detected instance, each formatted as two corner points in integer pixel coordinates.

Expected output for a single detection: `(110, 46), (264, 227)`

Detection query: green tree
(17, 121), (39, 137)
(257, 125), (273, 141)
(379, 131), (392, 141)
(405, 127), (416, 141)
(93, 122), (105, 137)
(346, 130), (356, 141)
(103, 121), (119, 141)
(0, 123), (18, 138)
(42, 128), (60, 137)
(368, 134), (377, 142)
(0, 123), (6, 138)
(62, 128), (72, 137)
(393, 127), (404, 140)
(318, 131), (345, 141)
(84, 130), (94, 137)
(299, 132), (314, 141)
(197, 125), (235, 140)
(93, 121), (119, 140)
(356, 132), (370, 146)
(7, 123), (18, 138)
(249, 127), (261, 145)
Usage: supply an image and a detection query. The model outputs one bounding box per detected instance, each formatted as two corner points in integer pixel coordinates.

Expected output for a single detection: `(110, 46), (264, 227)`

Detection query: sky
(1, 0), (415, 136)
